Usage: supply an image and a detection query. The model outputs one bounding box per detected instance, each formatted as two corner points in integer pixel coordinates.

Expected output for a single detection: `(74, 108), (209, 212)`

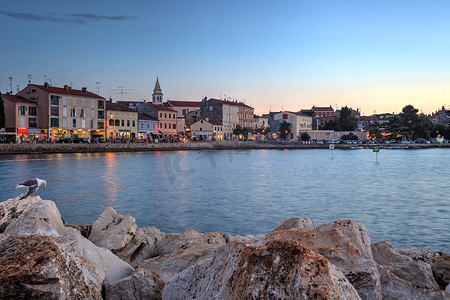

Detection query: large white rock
(105, 268), (165, 300)
(397, 245), (444, 263)
(262, 219), (381, 300)
(273, 217), (315, 231)
(0, 196), (42, 233)
(89, 206), (137, 251)
(139, 230), (226, 282)
(163, 240), (361, 300)
(0, 235), (105, 299)
(371, 241), (439, 289)
(2, 197), (134, 285)
(377, 265), (447, 300)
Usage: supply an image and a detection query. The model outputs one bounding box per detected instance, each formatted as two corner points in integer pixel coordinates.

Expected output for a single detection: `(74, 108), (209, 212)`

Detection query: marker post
(373, 146), (380, 162)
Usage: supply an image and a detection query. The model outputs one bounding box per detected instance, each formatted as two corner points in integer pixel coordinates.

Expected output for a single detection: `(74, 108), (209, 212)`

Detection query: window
(63, 97), (67, 105)
(62, 107), (67, 117)
(182, 109), (186, 116)
(80, 109), (85, 118)
(72, 98), (77, 106)
(164, 123), (167, 129)
(165, 113), (167, 118)
(200, 127), (202, 131)
(91, 100), (95, 108)
(121, 120), (124, 126)
(71, 108), (76, 117)
(51, 95), (59, 105)
(63, 119), (67, 128)
(160, 113), (162, 118)
(29, 107), (37, 116)
(72, 119), (77, 128)
(210, 106), (213, 111)
(127, 120), (130, 127)
(98, 111), (104, 119)
(20, 117), (25, 127)
(97, 100), (104, 109)
(90, 120), (94, 128)
(51, 107), (59, 116)
(132, 120), (135, 127)
(109, 119), (114, 126)
(28, 118), (37, 127)
(51, 118), (59, 127)
(91, 110), (95, 118)
(98, 121), (104, 129)
(82, 120), (86, 129)
(115, 120), (120, 126)
(18, 106), (26, 115)
(82, 98), (86, 107)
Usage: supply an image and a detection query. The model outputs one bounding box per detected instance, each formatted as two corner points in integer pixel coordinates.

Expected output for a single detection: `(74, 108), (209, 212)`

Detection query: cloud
(0, 10), (137, 24)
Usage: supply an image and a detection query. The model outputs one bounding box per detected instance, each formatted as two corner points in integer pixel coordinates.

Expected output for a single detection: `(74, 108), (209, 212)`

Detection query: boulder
(2, 197), (134, 285)
(64, 223), (92, 238)
(2, 196), (67, 236)
(105, 268), (165, 300)
(377, 265), (447, 300)
(0, 235), (104, 299)
(431, 255), (450, 289)
(263, 219), (381, 300)
(371, 241), (439, 289)
(397, 245), (444, 263)
(139, 230), (226, 282)
(162, 239), (361, 300)
(89, 207), (165, 267)
(113, 227), (164, 268)
(89, 207), (137, 251)
(273, 217), (315, 231)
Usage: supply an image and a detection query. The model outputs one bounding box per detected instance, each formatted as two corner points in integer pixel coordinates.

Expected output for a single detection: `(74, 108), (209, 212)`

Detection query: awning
(151, 132), (162, 135)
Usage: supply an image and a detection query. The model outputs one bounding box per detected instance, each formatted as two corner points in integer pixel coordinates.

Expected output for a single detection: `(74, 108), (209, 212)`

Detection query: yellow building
(106, 101), (138, 140)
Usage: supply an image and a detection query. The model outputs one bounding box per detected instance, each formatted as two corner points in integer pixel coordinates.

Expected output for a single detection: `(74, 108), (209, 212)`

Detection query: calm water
(0, 149), (449, 253)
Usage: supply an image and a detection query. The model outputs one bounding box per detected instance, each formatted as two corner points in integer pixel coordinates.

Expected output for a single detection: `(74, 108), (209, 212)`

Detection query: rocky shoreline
(0, 196), (449, 299)
(0, 141), (449, 155)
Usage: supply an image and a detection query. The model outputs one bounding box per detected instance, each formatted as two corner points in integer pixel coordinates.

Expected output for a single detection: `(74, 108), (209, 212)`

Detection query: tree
(369, 127), (382, 140)
(300, 132), (310, 141)
(338, 106), (359, 131)
(432, 124), (450, 139)
(0, 93), (5, 129)
(413, 116), (433, 139)
(323, 106), (358, 131)
(279, 121), (291, 140)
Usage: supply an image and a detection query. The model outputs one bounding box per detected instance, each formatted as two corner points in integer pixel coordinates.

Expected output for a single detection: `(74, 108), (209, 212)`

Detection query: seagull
(14, 178), (47, 200)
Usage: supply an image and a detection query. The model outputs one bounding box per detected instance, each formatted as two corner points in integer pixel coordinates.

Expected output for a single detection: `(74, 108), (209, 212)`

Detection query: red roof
(146, 103), (176, 112)
(208, 98), (253, 109)
(32, 84), (105, 99)
(312, 106), (334, 112)
(2, 94), (37, 104)
(209, 120), (222, 126)
(167, 100), (201, 108)
(360, 116), (378, 122)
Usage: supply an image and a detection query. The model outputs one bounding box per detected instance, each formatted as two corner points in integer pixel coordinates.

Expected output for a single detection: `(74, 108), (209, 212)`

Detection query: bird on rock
(14, 178), (47, 200)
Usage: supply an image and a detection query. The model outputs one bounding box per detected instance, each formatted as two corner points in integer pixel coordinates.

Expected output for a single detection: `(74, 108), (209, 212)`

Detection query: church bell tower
(152, 77), (163, 105)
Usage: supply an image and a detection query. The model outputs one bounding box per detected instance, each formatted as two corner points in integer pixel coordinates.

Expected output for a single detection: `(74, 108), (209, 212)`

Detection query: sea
(0, 148), (449, 253)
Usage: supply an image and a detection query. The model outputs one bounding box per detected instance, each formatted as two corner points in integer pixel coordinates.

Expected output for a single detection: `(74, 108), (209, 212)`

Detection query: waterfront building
(200, 98), (254, 140)
(190, 119), (224, 141)
(254, 115), (270, 129)
(359, 115), (379, 131)
(152, 77), (163, 106)
(106, 101), (138, 140)
(17, 83), (106, 140)
(138, 103), (177, 137)
(273, 111), (313, 140)
(2, 93), (39, 142)
(138, 113), (159, 141)
(165, 100), (201, 136)
(430, 106), (450, 125)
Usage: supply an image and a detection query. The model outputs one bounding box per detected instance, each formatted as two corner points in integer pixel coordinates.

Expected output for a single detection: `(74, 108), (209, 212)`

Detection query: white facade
(274, 111), (313, 140)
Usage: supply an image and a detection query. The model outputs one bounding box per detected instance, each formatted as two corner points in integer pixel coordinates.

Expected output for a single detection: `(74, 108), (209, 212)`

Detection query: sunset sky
(1, 0), (449, 115)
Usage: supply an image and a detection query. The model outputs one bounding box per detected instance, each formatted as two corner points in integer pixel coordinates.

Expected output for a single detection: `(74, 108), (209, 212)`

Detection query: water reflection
(103, 153), (120, 204)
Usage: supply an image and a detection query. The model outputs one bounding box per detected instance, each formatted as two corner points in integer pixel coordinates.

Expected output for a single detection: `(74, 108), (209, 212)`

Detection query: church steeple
(152, 77), (163, 105)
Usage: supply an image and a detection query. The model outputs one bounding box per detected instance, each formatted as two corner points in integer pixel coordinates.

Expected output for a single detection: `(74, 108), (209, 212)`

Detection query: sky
(1, 0), (450, 115)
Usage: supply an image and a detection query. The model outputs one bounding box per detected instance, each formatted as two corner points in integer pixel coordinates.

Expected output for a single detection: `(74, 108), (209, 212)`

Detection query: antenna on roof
(111, 86), (135, 101)
(70, 82), (75, 88)
(16, 85), (20, 93)
(27, 74), (32, 85)
(44, 75), (47, 84)
(95, 82), (102, 95)
(8, 76), (13, 93)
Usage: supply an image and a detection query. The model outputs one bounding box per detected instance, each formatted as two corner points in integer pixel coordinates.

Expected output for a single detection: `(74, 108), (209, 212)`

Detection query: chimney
(64, 85), (69, 90)
(44, 82), (49, 88)
(82, 87), (87, 93)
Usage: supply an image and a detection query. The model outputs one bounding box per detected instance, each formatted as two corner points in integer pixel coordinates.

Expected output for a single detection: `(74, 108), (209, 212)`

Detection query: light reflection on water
(0, 149), (449, 253)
